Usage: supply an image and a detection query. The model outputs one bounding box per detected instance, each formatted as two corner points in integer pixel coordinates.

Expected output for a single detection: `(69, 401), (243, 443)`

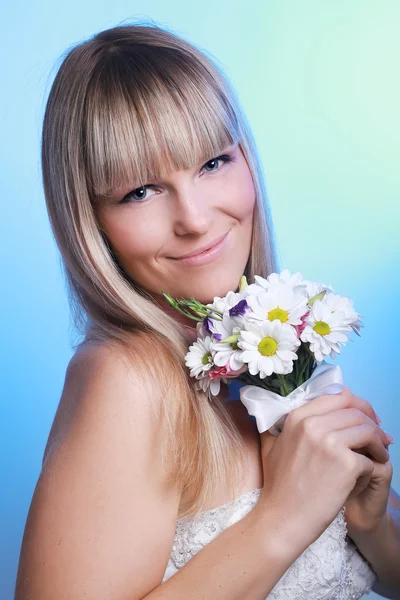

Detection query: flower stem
(237, 372), (283, 394)
(278, 374), (290, 397)
(172, 304), (203, 321)
(296, 355), (311, 387)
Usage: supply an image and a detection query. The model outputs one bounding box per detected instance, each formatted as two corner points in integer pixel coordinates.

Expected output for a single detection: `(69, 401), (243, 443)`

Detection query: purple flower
(203, 316), (213, 335)
(229, 299), (249, 318)
(203, 316), (222, 341)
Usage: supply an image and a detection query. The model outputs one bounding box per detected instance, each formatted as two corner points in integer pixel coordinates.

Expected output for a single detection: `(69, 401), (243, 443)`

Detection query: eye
(201, 154), (234, 173)
(118, 185), (158, 204)
(118, 153), (235, 205)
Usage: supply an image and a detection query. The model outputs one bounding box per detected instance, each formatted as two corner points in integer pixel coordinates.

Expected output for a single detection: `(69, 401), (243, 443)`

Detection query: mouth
(170, 231), (230, 266)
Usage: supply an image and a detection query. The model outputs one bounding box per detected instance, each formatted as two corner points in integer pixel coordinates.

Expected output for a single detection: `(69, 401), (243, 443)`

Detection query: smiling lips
(171, 231), (230, 266)
(173, 232), (229, 260)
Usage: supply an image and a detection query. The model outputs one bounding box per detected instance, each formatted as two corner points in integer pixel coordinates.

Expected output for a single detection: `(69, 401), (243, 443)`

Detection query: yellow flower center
(258, 336), (278, 356)
(313, 321), (331, 336)
(202, 351), (212, 365)
(268, 308), (288, 323)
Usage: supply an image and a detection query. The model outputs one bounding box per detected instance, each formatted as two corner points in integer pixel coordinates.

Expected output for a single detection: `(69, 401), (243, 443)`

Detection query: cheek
(99, 211), (163, 259)
(228, 167), (256, 221)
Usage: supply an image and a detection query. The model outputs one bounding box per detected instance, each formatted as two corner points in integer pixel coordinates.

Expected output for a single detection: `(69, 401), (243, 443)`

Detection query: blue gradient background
(1, 2), (399, 598)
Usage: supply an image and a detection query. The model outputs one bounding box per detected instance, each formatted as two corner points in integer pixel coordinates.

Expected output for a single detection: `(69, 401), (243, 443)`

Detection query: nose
(172, 185), (212, 237)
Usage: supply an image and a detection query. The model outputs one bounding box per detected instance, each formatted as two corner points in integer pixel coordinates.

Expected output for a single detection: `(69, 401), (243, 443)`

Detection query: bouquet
(162, 269), (363, 436)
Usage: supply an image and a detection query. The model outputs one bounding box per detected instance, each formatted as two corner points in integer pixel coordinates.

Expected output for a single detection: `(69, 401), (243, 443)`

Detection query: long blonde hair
(41, 20), (280, 519)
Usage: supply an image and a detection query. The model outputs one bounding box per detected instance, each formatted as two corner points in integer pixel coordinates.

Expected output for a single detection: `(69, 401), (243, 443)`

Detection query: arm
(142, 504), (304, 600)
(350, 488), (400, 599)
(15, 341), (182, 600)
(14, 340), (306, 600)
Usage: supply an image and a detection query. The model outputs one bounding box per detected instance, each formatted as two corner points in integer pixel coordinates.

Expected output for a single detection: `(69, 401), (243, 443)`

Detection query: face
(96, 142), (256, 328)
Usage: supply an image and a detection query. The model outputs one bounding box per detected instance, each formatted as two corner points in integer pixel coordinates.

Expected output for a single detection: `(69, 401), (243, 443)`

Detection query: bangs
(82, 46), (240, 201)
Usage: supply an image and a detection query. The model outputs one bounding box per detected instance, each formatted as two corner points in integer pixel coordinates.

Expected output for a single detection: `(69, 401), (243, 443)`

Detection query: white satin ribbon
(239, 362), (345, 436)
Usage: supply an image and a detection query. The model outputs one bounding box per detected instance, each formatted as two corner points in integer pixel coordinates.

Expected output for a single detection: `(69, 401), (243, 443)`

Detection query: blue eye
(119, 153), (234, 205)
(202, 154), (234, 173)
(119, 185), (157, 204)
(129, 187), (152, 201)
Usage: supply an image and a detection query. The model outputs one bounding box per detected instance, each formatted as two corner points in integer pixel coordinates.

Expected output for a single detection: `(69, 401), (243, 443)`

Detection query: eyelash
(119, 154), (235, 205)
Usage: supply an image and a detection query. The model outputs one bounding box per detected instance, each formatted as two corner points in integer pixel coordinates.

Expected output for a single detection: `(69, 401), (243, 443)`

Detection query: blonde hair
(41, 19), (280, 519)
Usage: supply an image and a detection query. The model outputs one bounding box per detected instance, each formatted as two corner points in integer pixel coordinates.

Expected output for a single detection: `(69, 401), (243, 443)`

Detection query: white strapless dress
(162, 487), (377, 598)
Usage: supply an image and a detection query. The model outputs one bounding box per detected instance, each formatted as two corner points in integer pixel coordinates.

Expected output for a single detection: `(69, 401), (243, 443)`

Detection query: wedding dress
(161, 487), (377, 598)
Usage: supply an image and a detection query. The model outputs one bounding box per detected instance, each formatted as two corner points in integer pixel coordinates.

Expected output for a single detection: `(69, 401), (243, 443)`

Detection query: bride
(15, 21), (399, 599)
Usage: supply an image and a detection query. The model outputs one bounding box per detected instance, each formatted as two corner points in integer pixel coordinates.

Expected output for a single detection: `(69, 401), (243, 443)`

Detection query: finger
(331, 425), (390, 464)
(290, 386), (379, 427)
(307, 408), (392, 447)
(348, 455), (393, 497)
(347, 390), (382, 427)
(351, 451), (375, 482)
(347, 473), (371, 497)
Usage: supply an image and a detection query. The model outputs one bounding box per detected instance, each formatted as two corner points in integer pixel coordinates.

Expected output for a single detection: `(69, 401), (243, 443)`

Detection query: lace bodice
(161, 488), (377, 598)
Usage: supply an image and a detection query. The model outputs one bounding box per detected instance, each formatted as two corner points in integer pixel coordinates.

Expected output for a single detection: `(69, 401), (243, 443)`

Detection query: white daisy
(211, 315), (245, 371)
(323, 293), (364, 336)
(300, 296), (354, 361)
(185, 335), (215, 378)
(240, 282), (266, 297)
(246, 283), (309, 327)
(194, 371), (227, 396)
(244, 270), (309, 301)
(300, 279), (335, 300)
(256, 268), (305, 289)
(238, 320), (300, 378)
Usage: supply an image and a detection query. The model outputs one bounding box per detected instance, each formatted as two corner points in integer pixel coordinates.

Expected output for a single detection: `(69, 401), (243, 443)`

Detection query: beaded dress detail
(161, 488), (377, 598)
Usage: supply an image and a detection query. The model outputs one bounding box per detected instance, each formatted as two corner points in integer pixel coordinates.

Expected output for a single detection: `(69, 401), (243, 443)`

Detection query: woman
(15, 21), (399, 599)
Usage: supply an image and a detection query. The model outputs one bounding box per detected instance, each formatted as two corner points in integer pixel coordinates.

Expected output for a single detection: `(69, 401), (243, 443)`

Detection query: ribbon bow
(239, 362), (345, 436)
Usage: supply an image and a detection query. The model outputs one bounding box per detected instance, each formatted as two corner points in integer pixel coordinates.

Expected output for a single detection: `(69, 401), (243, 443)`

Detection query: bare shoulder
(42, 336), (161, 466)
(15, 336), (181, 600)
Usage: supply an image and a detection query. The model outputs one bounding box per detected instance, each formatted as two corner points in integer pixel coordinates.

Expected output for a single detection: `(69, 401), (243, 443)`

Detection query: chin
(174, 270), (244, 305)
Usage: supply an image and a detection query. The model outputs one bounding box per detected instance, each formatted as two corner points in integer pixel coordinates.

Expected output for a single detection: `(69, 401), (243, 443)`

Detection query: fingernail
(375, 413), (382, 424)
(386, 433), (395, 444)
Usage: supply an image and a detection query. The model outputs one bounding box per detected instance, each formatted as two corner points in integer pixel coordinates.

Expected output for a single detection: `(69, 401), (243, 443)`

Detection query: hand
(344, 453), (393, 536)
(256, 386), (393, 552)
(341, 390), (394, 535)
